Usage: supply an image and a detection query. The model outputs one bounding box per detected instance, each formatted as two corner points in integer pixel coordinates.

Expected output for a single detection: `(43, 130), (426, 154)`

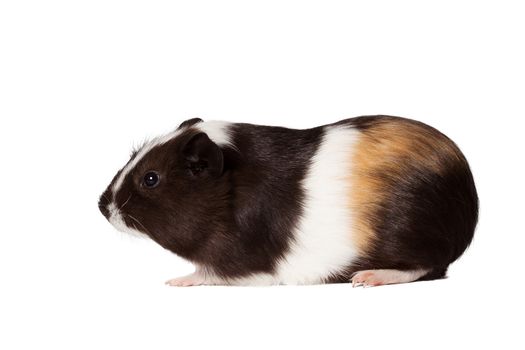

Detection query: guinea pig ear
(182, 132), (224, 177)
(178, 118), (203, 129)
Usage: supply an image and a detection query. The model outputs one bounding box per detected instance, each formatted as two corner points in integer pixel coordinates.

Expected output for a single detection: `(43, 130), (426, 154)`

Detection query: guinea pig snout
(98, 193), (111, 219)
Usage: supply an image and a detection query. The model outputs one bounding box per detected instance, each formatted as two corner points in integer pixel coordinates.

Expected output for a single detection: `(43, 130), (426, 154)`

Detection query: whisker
(120, 194), (132, 210)
(130, 221), (139, 232)
(127, 214), (150, 235)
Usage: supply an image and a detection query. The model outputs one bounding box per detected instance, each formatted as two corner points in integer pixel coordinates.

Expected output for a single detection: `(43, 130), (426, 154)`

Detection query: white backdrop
(1, 1), (523, 349)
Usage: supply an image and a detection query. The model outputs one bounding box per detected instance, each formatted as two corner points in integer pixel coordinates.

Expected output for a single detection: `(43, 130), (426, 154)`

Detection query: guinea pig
(98, 115), (478, 287)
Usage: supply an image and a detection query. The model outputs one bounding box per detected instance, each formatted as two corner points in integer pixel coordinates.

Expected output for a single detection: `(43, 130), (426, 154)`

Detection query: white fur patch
(227, 272), (279, 286)
(194, 120), (235, 149)
(271, 126), (360, 284)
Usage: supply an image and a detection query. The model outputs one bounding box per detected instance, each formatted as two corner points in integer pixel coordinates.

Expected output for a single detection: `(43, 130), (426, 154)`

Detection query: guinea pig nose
(98, 194), (111, 219)
(98, 202), (110, 219)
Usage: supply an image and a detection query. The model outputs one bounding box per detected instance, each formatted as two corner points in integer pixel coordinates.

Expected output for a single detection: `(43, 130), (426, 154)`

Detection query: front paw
(165, 273), (205, 287)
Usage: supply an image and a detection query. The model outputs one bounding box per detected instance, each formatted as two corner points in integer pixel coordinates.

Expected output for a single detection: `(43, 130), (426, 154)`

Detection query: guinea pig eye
(143, 171), (160, 188)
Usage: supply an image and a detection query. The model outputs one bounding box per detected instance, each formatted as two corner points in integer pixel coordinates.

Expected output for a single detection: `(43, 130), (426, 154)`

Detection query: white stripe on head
(111, 120), (234, 197)
(111, 129), (184, 196)
(194, 120), (236, 149)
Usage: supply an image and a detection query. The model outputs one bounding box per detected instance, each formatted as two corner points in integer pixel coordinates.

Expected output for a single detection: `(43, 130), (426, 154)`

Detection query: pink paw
(165, 273), (205, 287)
(351, 269), (429, 287)
(351, 270), (385, 287)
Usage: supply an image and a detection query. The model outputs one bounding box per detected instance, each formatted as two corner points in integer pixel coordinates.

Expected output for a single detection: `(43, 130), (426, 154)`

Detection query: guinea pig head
(98, 128), (230, 259)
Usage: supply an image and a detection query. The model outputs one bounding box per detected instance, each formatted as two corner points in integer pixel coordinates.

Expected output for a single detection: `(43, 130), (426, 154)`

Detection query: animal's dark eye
(143, 171), (160, 188)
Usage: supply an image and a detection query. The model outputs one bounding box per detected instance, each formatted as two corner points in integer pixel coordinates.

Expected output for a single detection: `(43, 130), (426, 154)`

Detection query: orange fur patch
(348, 118), (462, 254)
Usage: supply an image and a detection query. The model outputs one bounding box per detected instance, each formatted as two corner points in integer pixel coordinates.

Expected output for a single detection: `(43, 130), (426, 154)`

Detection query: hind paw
(351, 269), (429, 287)
(352, 270), (385, 287)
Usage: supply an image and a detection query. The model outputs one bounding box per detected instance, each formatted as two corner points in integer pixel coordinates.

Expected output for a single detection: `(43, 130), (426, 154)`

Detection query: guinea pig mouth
(105, 203), (148, 238)
(106, 203), (126, 230)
